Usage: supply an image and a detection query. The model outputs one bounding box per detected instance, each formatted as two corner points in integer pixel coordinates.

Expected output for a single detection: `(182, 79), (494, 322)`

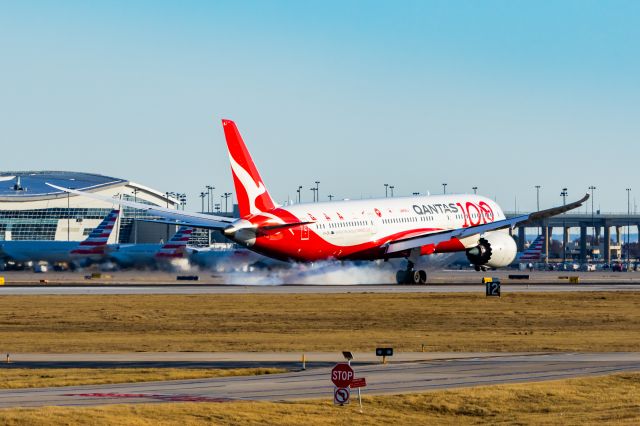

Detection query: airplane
(0, 209), (119, 270)
(47, 119), (589, 284)
(517, 234), (545, 264)
(107, 226), (194, 268)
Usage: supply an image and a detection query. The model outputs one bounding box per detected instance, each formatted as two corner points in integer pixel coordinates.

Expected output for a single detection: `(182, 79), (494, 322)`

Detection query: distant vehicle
(581, 263), (596, 272)
(611, 263), (625, 272)
(561, 262), (580, 271)
(0, 210), (120, 270)
(49, 120), (590, 284)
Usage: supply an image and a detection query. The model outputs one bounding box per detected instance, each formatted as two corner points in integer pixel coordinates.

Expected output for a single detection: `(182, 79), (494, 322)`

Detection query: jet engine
(466, 231), (517, 270)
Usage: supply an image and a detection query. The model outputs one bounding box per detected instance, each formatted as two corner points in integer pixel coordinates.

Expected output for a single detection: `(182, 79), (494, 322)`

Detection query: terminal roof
(0, 171), (126, 199)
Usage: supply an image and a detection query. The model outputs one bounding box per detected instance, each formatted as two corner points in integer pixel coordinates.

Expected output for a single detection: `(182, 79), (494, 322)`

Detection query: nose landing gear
(395, 260), (427, 284)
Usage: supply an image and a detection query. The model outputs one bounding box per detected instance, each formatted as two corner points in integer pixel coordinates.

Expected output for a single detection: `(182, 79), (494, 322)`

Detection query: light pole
(67, 190), (70, 241)
(133, 188), (139, 244)
(384, 184), (389, 198)
(535, 185), (542, 238)
(588, 185), (596, 254)
(206, 185), (214, 213)
(165, 191), (175, 241)
(627, 188), (631, 267)
(390, 185), (395, 197)
(560, 188), (568, 264)
(472, 186), (478, 195)
(224, 192), (232, 214)
(200, 192), (206, 213)
(297, 186), (302, 203)
(442, 183), (447, 194)
(315, 181), (320, 202)
(310, 187), (316, 202)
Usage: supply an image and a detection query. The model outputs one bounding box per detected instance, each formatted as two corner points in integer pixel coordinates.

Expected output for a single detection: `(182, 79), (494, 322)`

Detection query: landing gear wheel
(396, 269), (428, 284)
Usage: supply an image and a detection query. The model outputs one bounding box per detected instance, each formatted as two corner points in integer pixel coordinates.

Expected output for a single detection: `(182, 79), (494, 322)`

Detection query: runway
(2, 270), (640, 295)
(1, 353), (639, 408)
(2, 283), (640, 295)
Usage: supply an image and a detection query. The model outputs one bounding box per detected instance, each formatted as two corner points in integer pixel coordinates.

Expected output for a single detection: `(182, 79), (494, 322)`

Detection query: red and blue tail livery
(155, 226), (193, 259)
(71, 209), (119, 256)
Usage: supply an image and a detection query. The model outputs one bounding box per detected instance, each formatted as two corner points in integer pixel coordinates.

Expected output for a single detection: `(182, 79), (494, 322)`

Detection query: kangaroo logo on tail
(222, 119), (276, 217)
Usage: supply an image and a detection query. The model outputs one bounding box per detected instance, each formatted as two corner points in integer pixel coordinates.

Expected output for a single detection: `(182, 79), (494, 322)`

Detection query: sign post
(331, 363), (354, 406)
(485, 278), (501, 297)
(350, 377), (367, 412)
(376, 347), (394, 364)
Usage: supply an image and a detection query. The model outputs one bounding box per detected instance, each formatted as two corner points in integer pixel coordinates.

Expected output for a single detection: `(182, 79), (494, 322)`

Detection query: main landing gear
(395, 260), (427, 284)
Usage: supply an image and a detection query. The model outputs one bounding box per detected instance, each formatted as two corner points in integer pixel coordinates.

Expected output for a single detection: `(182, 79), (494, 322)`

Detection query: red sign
(350, 377), (367, 388)
(331, 363), (354, 387)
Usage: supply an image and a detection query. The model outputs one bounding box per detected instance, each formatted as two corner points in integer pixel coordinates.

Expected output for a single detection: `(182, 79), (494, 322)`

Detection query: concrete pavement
(1, 352), (639, 408)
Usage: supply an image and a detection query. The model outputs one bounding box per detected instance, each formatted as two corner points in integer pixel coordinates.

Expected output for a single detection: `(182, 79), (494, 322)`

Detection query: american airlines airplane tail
(70, 209), (119, 257)
(155, 226), (193, 259)
(223, 119), (276, 217)
(518, 234), (545, 263)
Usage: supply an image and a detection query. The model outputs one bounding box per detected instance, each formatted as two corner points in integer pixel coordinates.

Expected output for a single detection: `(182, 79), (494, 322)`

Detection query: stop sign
(331, 363), (354, 387)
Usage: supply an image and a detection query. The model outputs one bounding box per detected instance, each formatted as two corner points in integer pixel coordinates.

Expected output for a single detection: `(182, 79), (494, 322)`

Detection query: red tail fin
(221, 119), (276, 217)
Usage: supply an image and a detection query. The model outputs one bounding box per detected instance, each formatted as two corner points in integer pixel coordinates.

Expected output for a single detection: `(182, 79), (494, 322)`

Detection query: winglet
(222, 119), (276, 217)
(527, 193), (590, 223)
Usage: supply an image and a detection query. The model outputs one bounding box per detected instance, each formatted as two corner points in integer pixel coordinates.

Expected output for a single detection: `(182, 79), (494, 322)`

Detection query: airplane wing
(135, 218), (228, 230)
(386, 193), (589, 254)
(46, 183), (234, 230)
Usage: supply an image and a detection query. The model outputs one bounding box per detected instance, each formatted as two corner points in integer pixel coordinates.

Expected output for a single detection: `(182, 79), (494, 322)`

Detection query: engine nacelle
(466, 231), (517, 269)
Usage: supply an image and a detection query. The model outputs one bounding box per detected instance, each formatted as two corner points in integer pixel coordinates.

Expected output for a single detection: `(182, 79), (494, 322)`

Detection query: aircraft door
(301, 225), (310, 241)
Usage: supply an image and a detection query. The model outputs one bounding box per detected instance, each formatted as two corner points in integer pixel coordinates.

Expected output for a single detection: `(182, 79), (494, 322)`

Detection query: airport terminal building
(0, 171), (179, 244)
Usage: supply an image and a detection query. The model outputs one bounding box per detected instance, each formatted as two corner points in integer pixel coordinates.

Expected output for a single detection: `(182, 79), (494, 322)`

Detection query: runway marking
(63, 392), (234, 403)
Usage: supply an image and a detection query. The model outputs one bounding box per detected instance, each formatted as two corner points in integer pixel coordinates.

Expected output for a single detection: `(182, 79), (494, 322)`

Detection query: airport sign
(376, 347), (393, 357)
(350, 377), (367, 388)
(331, 363), (354, 387)
(333, 387), (350, 405)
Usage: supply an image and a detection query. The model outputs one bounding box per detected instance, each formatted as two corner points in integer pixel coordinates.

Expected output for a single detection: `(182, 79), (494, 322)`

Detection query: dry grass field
(0, 368), (285, 389)
(1, 292), (639, 352)
(1, 372), (638, 425)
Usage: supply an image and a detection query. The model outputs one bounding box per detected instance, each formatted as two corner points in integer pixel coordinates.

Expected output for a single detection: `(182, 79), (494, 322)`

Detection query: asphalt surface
(0, 353), (638, 408)
(3, 270), (640, 294)
(2, 283), (640, 295)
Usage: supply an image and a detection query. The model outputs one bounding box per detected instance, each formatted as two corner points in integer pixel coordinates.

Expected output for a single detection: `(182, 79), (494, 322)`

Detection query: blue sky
(1, 1), (639, 212)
